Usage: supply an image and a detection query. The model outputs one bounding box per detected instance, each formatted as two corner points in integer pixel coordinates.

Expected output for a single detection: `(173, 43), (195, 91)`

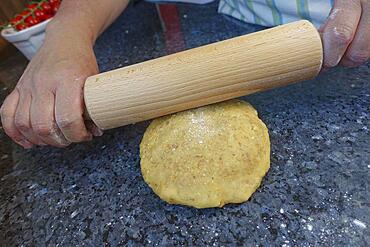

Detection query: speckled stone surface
(0, 2), (369, 246)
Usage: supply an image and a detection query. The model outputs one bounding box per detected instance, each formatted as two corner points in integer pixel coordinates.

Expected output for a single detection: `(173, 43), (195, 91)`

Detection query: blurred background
(1, 0), (28, 57)
(0, 0), (29, 180)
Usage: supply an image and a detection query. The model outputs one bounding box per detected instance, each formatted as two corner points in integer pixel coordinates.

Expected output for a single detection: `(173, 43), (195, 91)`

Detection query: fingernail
(60, 140), (72, 146)
(50, 131), (71, 147)
(322, 33), (346, 68)
(93, 128), (104, 137)
(321, 67), (330, 73)
(19, 140), (33, 149)
(323, 50), (343, 68)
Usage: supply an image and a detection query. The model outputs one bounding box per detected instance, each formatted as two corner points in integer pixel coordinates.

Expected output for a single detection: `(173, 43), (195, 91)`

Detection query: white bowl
(1, 18), (52, 60)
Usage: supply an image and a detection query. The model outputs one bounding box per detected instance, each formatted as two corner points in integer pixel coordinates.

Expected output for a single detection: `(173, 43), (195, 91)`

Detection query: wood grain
(84, 20), (323, 130)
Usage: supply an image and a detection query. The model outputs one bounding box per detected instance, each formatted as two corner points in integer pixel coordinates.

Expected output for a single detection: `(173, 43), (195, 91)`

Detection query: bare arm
(48, 0), (130, 44)
(1, 0), (129, 148)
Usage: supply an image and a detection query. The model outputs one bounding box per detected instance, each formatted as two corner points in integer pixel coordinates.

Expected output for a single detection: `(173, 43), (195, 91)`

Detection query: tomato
(52, 4), (60, 14)
(49, 0), (60, 13)
(34, 9), (47, 21)
(10, 15), (23, 25)
(43, 14), (53, 20)
(7, 0), (60, 31)
(26, 3), (38, 10)
(41, 2), (53, 14)
(25, 16), (40, 26)
(49, 0), (60, 7)
(48, 0), (60, 6)
(15, 23), (29, 31)
(20, 9), (31, 17)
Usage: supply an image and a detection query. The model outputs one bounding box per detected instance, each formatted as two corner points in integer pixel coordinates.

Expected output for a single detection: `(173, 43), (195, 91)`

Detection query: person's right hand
(1, 25), (102, 148)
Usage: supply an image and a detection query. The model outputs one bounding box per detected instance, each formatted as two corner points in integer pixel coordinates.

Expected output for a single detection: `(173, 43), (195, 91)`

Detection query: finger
(14, 90), (44, 146)
(86, 120), (104, 137)
(341, 1), (370, 67)
(55, 83), (92, 143)
(0, 90), (33, 148)
(30, 90), (71, 147)
(321, 0), (362, 68)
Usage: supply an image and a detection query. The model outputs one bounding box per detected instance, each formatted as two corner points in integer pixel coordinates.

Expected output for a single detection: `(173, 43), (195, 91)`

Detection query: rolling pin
(84, 20), (323, 130)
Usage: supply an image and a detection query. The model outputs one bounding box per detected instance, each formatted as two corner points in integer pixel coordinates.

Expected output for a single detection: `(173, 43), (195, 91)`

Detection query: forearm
(45, 0), (129, 45)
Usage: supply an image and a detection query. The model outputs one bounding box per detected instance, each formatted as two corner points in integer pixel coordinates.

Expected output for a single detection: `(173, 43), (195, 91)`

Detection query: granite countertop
(0, 2), (369, 246)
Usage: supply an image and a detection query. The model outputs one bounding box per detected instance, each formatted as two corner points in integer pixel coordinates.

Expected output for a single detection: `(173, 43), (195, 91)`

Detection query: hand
(1, 28), (102, 148)
(320, 0), (370, 68)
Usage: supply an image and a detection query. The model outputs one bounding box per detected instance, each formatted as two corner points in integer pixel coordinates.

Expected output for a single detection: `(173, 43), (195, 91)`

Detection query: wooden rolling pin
(84, 20), (323, 130)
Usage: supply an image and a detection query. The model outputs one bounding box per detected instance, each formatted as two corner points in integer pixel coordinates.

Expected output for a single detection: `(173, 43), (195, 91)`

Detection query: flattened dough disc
(140, 100), (270, 208)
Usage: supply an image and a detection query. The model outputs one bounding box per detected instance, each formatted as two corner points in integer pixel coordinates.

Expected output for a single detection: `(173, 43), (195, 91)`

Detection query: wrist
(44, 0), (105, 45)
(45, 13), (98, 47)
(46, 20), (95, 46)
(41, 20), (97, 64)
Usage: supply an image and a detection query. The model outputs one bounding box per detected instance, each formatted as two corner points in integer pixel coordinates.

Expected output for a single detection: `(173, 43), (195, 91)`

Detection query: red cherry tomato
(48, 0), (60, 5)
(10, 15), (23, 25)
(43, 14), (53, 20)
(49, 0), (60, 7)
(52, 5), (60, 14)
(49, 0), (61, 13)
(26, 3), (38, 10)
(41, 2), (53, 14)
(34, 9), (47, 21)
(20, 9), (31, 17)
(15, 23), (29, 31)
(25, 16), (40, 26)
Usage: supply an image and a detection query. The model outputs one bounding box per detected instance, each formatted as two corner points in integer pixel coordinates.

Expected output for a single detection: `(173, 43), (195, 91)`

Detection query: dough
(140, 100), (270, 208)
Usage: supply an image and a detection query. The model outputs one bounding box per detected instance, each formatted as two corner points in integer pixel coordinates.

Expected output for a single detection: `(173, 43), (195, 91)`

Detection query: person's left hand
(320, 0), (370, 69)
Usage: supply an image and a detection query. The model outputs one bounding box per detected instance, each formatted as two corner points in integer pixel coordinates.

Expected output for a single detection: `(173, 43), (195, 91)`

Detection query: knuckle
(332, 26), (354, 45)
(0, 106), (9, 119)
(1, 115), (12, 132)
(1, 109), (15, 123)
(15, 80), (30, 91)
(1, 98), (13, 117)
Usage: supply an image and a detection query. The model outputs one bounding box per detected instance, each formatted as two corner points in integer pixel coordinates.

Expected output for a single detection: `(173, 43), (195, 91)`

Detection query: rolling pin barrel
(84, 20), (323, 130)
